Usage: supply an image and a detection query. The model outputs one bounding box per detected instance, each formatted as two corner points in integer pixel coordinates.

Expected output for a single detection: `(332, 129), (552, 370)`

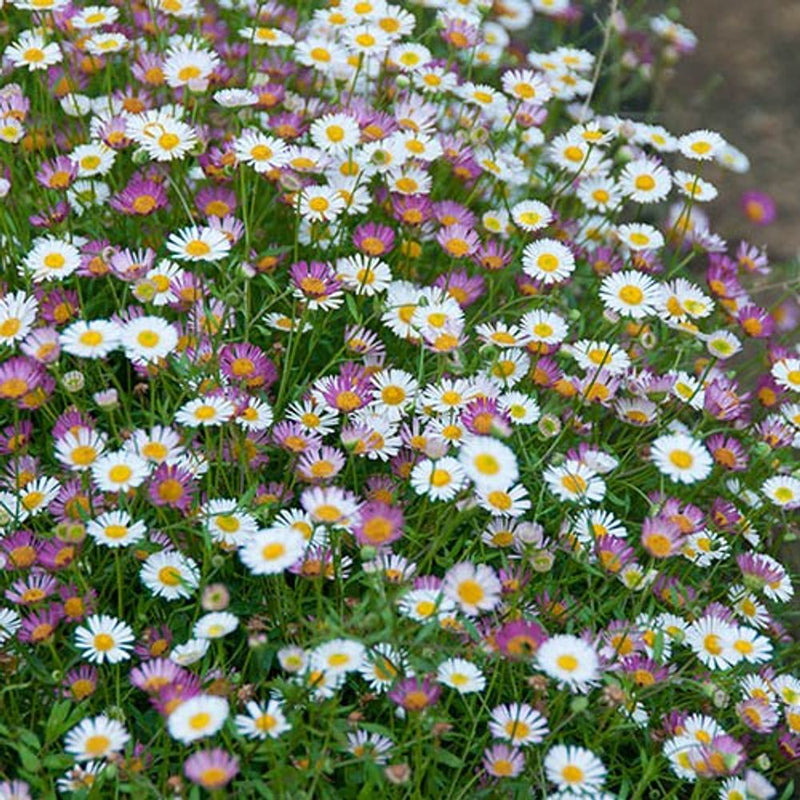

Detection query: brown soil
(662, 1), (800, 261)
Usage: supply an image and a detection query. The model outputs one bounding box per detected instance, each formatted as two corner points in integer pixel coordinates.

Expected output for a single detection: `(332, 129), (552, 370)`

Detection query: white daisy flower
(167, 694), (229, 744)
(536, 635), (601, 692)
(64, 715), (129, 762)
(521, 239), (576, 284)
(0, 291), (37, 345)
(410, 457), (467, 501)
(120, 315), (178, 364)
(22, 237), (81, 283)
(311, 638), (366, 675)
(194, 611), (238, 640)
(619, 158), (672, 203)
(544, 461), (606, 504)
(87, 510), (146, 549)
(678, 129), (725, 161)
(458, 436), (518, 491)
(90, 451), (150, 493)
(544, 744), (607, 793)
(489, 702), (549, 746)
(239, 528), (306, 575)
(650, 432), (712, 484)
(170, 638), (210, 666)
(616, 222), (664, 252)
(510, 199), (553, 232)
(74, 614), (134, 664)
(235, 700), (291, 740)
(772, 358), (800, 393)
(60, 319), (121, 359)
(599, 270), (660, 318)
(140, 550), (200, 600)
(436, 657), (486, 694)
(442, 561), (502, 617)
(234, 129), (290, 173)
(5, 30), (62, 71)
(761, 475), (800, 509)
(166, 225), (231, 262)
(175, 396), (236, 428)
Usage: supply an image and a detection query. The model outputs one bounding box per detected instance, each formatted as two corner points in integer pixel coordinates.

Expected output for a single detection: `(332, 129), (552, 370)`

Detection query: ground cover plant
(0, 0), (798, 797)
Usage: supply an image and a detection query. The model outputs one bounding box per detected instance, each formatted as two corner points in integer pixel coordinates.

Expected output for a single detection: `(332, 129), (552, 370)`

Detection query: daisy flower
(679, 130), (725, 161)
(90, 451), (149, 493)
(120, 315), (178, 364)
(86, 510), (146, 549)
(650, 432), (713, 484)
(75, 614), (134, 664)
(202, 499), (259, 546)
(5, 31), (62, 71)
(437, 657), (486, 694)
(685, 616), (739, 669)
(0, 292), (37, 346)
(235, 700), (291, 740)
(194, 612), (238, 640)
(347, 730), (394, 764)
(60, 320), (121, 359)
(616, 222), (665, 252)
(298, 186), (346, 222)
(442, 561), (502, 617)
(127, 110), (198, 161)
(483, 743), (524, 779)
(167, 226), (231, 262)
(458, 436), (518, 490)
(522, 239), (576, 284)
(55, 428), (107, 471)
(544, 745), (607, 793)
(705, 330), (742, 359)
(184, 749), (239, 791)
(239, 528), (306, 575)
(568, 339), (631, 376)
(510, 200), (553, 232)
(732, 626), (773, 665)
(489, 703), (549, 746)
(544, 461), (606, 504)
(64, 715), (129, 762)
(170, 638), (210, 667)
(536, 635), (601, 692)
(500, 392), (541, 425)
(674, 170), (718, 202)
(336, 254), (392, 295)
(310, 113), (361, 154)
(477, 483), (531, 517)
(311, 638), (366, 675)
(163, 47), (219, 92)
(599, 271), (660, 318)
(578, 175), (621, 211)
(70, 144), (116, 178)
(234, 130), (290, 173)
(771, 358), (800, 393)
(618, 158), (672, 203)
(175, 396), (236, 427)
(761, 475), (800, 509)
(409, 457), (467, 501)
(167, 694), (229, 744)
(22, 237), (81, 283)
(140, 550), (200, 600)
(502, 69), (552, 104)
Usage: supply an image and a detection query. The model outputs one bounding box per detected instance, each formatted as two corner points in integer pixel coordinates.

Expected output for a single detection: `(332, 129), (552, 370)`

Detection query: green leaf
(434, 748), (463, 768)
(18, 744), (40, 772)
(45, 699), (72, 743)
(19, 729), (41, 751)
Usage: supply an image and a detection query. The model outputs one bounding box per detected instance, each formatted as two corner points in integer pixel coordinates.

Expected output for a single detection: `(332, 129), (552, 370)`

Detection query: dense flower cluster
(0, 0), (797, 797)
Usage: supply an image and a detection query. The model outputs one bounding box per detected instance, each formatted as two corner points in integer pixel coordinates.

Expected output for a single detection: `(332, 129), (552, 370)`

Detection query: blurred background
(662, 0), (800, 262)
